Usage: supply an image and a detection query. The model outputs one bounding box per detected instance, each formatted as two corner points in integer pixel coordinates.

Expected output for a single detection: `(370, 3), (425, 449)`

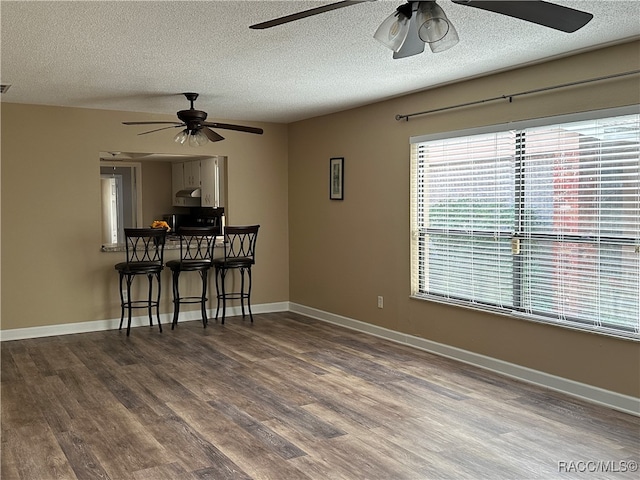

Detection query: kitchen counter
(101, 235), (223, 253)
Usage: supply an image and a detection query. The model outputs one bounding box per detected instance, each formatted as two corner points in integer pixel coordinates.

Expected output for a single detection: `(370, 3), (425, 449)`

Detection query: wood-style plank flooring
(2, 312), (639, 479)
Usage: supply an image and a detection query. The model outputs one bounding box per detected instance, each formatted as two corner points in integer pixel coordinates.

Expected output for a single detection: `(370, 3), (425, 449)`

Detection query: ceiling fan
(122, 93), (264, 147)
(250, 1), (593, 58)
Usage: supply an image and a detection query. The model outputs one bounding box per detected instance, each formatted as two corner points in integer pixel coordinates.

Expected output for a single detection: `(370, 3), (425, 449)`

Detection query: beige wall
(1, 41), (638, 398)
(1, 104), (289, 329)
(288, 41), (640, 397)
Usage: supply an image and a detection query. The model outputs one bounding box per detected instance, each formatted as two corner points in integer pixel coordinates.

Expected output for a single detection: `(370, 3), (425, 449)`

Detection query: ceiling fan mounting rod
(183, 92), (199, 109)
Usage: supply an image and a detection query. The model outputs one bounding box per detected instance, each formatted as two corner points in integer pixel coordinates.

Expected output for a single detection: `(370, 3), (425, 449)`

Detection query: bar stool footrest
(175, 296), (209, 304)
(124, 300), (160, 309)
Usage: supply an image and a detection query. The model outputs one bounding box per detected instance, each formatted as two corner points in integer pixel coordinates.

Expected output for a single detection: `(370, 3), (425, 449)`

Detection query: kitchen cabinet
(200, 157), (226, 208)
(183, 160), (200, 189)
(172, 162), (199, 207)
(172, 156), (226, 208)
(171, 162), (186, 207)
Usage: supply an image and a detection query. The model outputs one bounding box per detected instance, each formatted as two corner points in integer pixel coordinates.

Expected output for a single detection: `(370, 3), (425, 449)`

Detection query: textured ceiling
(1, 1), (639, 124)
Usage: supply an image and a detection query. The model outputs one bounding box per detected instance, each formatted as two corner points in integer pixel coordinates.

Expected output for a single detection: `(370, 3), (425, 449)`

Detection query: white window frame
(410, 106), (640, 340)
(100, 161), (143, 245)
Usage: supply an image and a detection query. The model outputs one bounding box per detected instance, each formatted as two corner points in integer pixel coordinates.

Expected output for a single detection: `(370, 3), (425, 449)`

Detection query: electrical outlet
(377, 296), (384, 309)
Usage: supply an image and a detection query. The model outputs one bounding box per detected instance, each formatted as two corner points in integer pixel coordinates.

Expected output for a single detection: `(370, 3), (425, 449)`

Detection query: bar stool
(213, 225), (260, 324)
(166, 226), (220, 329)
(114, 228), (167, 336)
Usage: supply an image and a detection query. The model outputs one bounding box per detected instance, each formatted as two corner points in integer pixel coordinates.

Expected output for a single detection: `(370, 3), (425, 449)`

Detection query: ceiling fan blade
(122, 121), (183, 125)
(137, 125), (185, 136)
(203, 122), (264, 135)
(451, 0), (593, 33)
(250, 0), (375, 29)
(202, 127), (225, 142)
(393, 4), (425, 59)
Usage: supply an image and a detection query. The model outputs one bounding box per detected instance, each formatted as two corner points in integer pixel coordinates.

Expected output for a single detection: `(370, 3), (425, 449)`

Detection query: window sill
(410, 294), (639, 342)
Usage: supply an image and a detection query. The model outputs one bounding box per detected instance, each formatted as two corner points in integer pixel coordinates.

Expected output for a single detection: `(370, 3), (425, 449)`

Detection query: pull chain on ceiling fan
(122, 92), (264, 147)
(250, 0), (594, 59)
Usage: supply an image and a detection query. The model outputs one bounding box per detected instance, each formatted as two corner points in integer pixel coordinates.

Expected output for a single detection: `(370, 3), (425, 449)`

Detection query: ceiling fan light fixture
(174, 129), (189, 145)
(428, 20), (459, 53)
(417, 1), (452, 44)
(124, 92), (263, 143)
(188, 129), (209, 147)
(373, 8), (411, 52)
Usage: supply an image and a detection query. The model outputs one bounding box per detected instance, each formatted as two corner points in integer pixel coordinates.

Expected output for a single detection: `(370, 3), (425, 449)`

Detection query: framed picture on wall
(330, 157), (344, 200)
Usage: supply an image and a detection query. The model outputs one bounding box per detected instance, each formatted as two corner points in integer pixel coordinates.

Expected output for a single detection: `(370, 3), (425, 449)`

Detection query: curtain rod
(395, 70), (640, 122)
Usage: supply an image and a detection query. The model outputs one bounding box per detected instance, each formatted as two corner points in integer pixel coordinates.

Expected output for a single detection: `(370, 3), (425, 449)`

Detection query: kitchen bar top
(101, 235), (223, 253)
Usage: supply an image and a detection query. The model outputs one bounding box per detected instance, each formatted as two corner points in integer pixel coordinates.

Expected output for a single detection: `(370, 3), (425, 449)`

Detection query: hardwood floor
(2, 312), (638, 479)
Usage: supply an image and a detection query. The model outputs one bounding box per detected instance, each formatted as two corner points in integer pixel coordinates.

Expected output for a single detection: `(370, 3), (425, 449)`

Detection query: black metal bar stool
(166, 226), (220, 329)
(114, 228), (167, 336)
(213, 225), (260, 324)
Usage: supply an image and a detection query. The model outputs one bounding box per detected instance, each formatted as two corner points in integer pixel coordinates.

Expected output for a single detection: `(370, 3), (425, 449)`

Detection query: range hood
(176, 187), (201, 198)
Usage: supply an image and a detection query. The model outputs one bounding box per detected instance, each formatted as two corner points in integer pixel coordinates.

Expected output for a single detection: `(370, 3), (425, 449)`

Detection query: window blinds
(411, 109), (639, 339)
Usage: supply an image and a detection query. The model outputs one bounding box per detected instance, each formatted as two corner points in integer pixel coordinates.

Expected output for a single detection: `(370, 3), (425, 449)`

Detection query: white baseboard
(0, 301), (290, 342)
(2, 301), (637, 416)
(289, 303), (640, 417)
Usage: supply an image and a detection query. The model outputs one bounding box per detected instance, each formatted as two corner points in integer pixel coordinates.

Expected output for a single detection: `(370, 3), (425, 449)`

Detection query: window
(411, 107), (639, 339)
(100, 161), (142, 245)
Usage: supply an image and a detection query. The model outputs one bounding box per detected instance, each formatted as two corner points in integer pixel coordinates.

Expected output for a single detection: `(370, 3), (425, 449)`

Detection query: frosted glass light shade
(189, 129), (209, 147)
(374, 11), (410, 52)
(429, 21), (458, 52)
(417, 2), (450, 44)
(174, 129), (189, 145)
(417, 1), (459, 53)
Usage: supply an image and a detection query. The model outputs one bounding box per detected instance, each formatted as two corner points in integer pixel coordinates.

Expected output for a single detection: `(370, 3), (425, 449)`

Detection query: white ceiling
(2, 1), (639, 124)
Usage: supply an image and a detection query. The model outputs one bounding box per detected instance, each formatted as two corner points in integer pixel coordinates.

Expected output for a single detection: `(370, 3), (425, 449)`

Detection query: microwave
(162, 214), (190, 232)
